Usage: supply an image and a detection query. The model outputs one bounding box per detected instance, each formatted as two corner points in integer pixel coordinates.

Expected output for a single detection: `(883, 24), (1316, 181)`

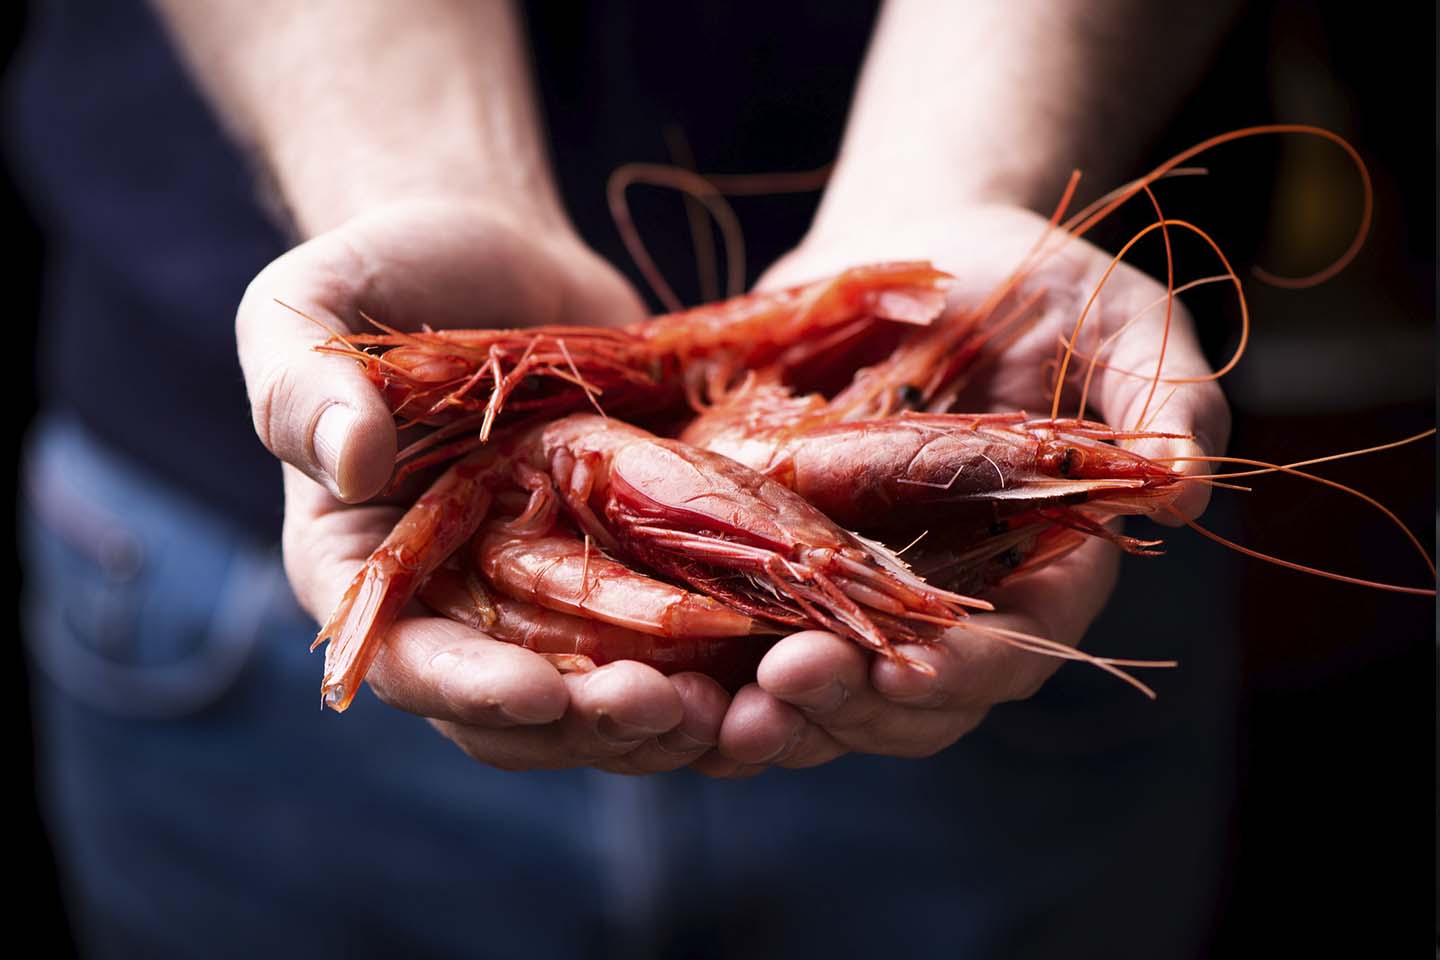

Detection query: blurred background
(3, 1), (1432, 954)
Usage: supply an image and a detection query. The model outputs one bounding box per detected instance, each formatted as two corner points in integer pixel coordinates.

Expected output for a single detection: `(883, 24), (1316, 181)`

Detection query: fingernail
(497, 702), (558, 725)
(313, 404), (355, 491)
(794, 680), (848, 714)
(595, 714), (657, 747)
(656, 729), (709, 755)
(760, 726), (805, 764)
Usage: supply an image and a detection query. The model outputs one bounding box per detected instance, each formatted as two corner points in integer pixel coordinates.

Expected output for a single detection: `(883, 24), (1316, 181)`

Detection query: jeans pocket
(21, 417), (281, 717)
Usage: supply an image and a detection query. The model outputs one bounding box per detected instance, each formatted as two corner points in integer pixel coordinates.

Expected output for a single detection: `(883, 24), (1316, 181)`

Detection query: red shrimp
(312, 124), (1435, 712)
(315, 413), (993, 711)
(309, 261), (952, 486)
(418, 556), (771, 691)
(699, 413), (1185, 539)
(472, 530), (756, 640)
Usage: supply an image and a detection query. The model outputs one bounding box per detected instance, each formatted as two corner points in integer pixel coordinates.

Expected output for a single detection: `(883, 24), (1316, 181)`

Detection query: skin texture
(156, 0), (732, 773)
(155, 0), (1237, 775)
(692, 208), (1231, 775)
(258, 202), (735, 774)
(680, 0), (1239, 775)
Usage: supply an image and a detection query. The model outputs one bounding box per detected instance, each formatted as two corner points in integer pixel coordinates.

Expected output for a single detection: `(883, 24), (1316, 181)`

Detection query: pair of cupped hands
(240, 198), (1227, 776)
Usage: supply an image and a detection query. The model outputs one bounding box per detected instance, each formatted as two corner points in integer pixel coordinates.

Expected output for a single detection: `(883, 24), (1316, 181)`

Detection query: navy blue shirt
(6, 1), (877, 539)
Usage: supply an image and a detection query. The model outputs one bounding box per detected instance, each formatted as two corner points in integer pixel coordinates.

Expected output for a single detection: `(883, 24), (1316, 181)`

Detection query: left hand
(693, 203), (1231, 775)
(243, 199), (729, 774)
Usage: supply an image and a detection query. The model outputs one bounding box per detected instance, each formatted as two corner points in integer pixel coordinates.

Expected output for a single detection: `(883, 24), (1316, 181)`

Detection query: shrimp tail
(315, 455), (496, 712)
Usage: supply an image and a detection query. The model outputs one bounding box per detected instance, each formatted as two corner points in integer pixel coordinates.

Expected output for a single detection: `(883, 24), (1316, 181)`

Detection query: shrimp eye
(895, 383), (924, 409)
(1058, 447), (1082, 477)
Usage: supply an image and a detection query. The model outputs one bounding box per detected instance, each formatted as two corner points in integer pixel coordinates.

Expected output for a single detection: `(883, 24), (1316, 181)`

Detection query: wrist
(162, 0), (567, 239)
(267, 134), (570, 240)
(798, 187), (1034, 268)
(809, 147), (1073, 249)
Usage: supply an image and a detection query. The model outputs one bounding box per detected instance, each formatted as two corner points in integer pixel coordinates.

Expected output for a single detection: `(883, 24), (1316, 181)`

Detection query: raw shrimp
(309, 261), (952, 486)
(418, 553), (770, 691)
(310, 124), (1432, 713)
(315, 413), (994, 711)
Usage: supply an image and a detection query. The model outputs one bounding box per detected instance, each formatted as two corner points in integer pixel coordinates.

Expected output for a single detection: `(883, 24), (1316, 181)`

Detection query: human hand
(239, 200), (730, 773)
(694, 203), (1231, 775)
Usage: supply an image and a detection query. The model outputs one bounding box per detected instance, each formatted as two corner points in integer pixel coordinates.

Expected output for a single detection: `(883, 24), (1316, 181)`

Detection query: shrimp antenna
(608, 163), (746, 311)
(1166, 507), (1435, 597)
(275, 298), (353, 343)
(1132, 184), (1173, 429)
(609, 149), (832, 311)
(1047, 127), (1372, 422)
(1154, 428), (1437, 580)
(1050, 219), (1247, 421)
(701, 165), (832, 195)
(950, 620), (1176, 700)
(1064, 125), (1371, 289)
(1072, 182), (1178, 425)
(663, 126), (719, 303)
(1055, 275), (1234, 386)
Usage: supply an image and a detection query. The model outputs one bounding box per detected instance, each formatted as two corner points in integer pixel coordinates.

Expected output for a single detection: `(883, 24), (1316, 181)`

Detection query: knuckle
(249, 358), (299, 457)
(823, 696), (885, 734)
(366, 675), (408, 715)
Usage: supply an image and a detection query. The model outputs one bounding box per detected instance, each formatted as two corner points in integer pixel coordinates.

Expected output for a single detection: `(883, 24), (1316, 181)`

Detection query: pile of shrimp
(304, 126), (1436, 713)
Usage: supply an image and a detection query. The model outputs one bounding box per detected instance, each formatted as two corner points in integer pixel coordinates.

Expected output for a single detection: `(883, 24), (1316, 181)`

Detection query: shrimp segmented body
(473, 530), (757, 639)
(701, 413), (1186, 537)
(419, 555), (771, 689)
(315, 262), (953, 485)
(316, 413), (997, 710)
(317, 409), (1214, 709)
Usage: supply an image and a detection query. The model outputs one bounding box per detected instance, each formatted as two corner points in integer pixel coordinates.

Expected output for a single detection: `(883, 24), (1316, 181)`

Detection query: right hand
(692, 202), (1230, 775)
(239, 199), (730, 773)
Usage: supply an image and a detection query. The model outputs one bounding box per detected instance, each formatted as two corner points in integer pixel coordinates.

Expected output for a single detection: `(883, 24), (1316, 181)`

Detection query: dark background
(4, 2), (1432, 955)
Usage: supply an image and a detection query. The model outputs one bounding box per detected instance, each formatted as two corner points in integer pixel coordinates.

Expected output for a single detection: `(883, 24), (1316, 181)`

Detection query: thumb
(237, 251), (397, 502)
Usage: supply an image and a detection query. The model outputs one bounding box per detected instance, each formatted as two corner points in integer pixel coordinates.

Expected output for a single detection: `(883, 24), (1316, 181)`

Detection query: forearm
(815, 0), (1242, 231)
(150, 0), (562, 236)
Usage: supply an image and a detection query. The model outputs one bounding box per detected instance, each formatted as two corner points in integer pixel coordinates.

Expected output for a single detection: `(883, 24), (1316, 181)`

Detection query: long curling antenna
(950, 620), (1175, 700)
(1130, 184), (1174, 430)
(1063, 125), (1371, 290)
(608, 163), (745, 311)
(664, 125), (720, 303)
(607, 154), (832, 311)
(1154, 428), (1438, 580)
(1167, 507), (1435, 597)
(1050, 218), (1248, 421)
(1054, 275), (1233, 385)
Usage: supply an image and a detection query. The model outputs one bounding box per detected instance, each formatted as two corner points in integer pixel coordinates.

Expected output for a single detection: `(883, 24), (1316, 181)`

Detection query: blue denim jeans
(22, 415), (1237, 959)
